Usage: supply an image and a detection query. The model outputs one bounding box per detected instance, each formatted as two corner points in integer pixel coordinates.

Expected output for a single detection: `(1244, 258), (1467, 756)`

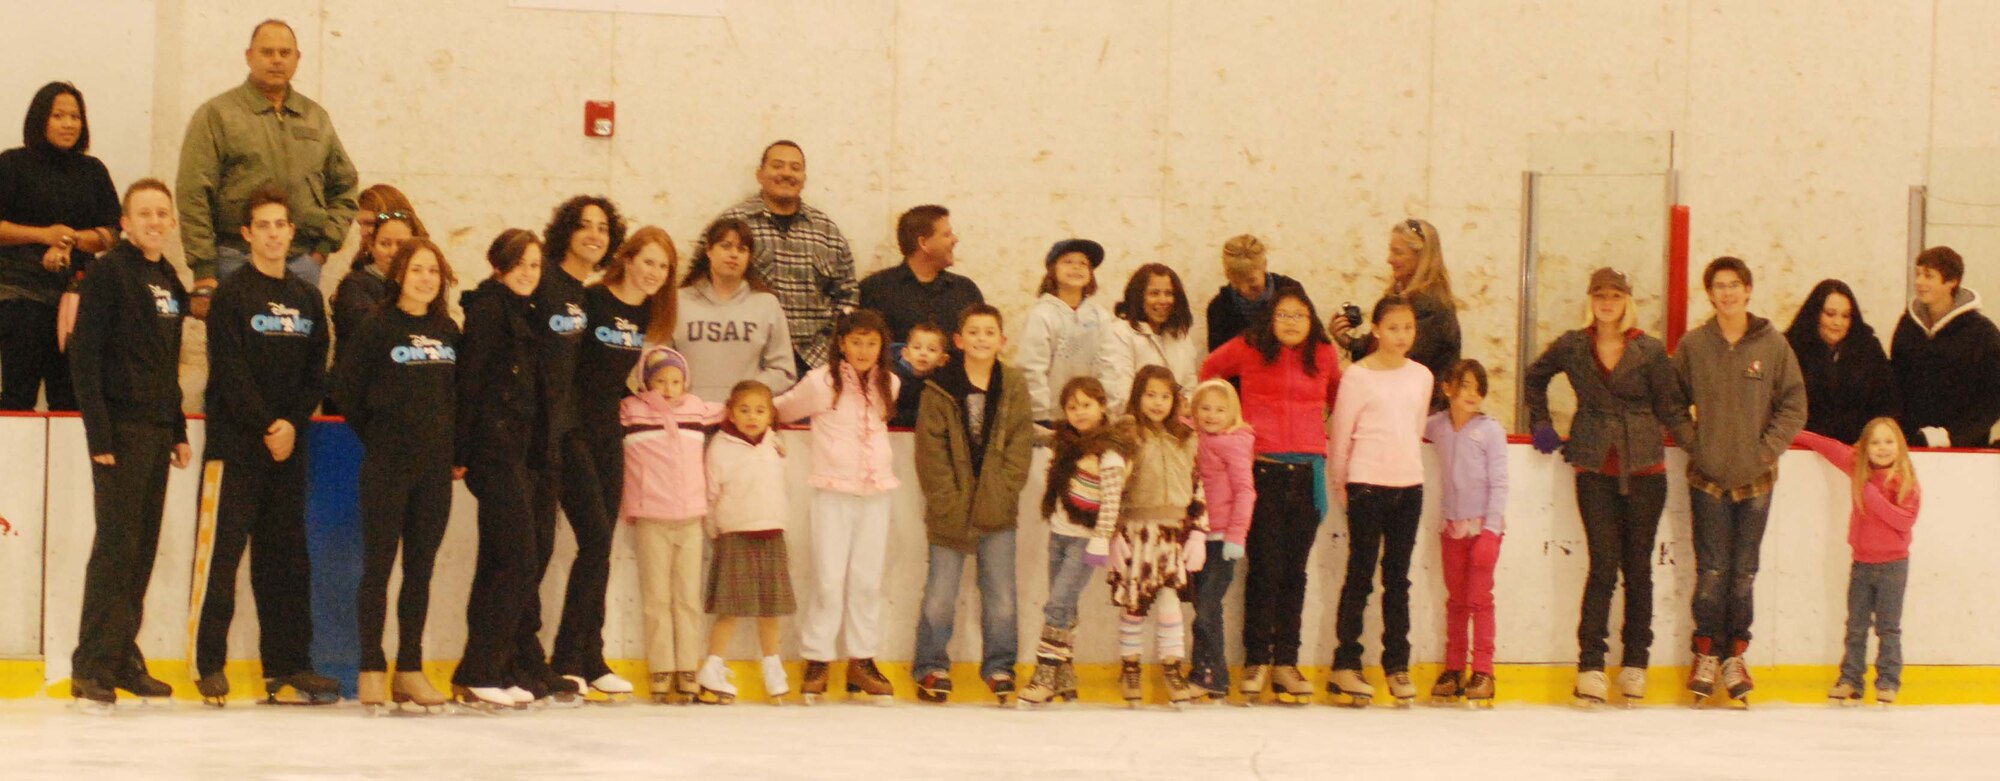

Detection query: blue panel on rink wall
(304, 422), (363, 697)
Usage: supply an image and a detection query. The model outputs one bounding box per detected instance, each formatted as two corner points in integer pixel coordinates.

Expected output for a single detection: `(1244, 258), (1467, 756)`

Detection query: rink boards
(3, 413), (1999, 704)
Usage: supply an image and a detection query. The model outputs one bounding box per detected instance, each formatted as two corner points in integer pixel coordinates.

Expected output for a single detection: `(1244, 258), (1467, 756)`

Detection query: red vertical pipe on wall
(1666, 205), (1691, 352)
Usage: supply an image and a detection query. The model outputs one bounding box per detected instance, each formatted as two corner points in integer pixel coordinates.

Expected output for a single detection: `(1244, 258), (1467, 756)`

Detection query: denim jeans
(1688, 489), (1773, 652)
(1839, 558), (1908, 691)
(1041, 533), (1093, 630)
(215, 245), (322, 288)
(1190, 539), (1236, 688)
(1575, 472), (1668, 670)
(1333, 483), (1424, 672)
(914, 530), (1019, 680)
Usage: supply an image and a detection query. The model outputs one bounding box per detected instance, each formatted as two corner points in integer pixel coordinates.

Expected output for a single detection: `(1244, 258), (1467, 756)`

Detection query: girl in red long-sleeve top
(1795, 417), (1920, 706)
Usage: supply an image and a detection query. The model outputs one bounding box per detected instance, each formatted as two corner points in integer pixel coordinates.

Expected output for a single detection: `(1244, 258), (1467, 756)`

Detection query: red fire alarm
(585, 100), (615, 137)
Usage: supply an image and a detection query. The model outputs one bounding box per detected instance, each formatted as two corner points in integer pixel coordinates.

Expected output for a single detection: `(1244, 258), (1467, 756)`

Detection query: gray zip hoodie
(1671, 314), (1808, 492)
(673, 278), (797, 403)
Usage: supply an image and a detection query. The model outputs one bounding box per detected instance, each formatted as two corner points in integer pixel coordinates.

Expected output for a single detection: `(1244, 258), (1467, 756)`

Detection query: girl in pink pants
(1423, 359), (1508, 706)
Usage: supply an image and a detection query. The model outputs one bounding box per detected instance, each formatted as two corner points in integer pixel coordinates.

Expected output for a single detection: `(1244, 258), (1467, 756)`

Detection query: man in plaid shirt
(694, 140), (857, 371)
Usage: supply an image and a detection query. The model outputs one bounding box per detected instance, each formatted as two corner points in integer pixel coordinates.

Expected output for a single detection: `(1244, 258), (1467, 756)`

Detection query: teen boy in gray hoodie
(1670, 257), (1807, 704)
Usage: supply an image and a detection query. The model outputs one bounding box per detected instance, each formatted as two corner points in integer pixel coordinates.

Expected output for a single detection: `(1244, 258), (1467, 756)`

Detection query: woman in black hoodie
(450, 228), (546, 711)
(1784, 279), (1898, 444)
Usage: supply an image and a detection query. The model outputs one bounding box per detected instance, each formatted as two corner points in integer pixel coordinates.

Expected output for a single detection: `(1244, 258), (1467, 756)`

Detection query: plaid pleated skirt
(705, 531), (795, 617)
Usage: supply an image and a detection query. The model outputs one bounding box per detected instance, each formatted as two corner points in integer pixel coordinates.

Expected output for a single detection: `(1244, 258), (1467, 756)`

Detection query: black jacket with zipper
(455, 279), (543, 466)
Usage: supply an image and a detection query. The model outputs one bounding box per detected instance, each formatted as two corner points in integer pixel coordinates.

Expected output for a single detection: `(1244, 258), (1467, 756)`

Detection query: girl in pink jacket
(1190, 379), (1255, 701)
(1796, 418), (1921, 705)
(772, 309), (901, 704)
(619, 346), (722, 703)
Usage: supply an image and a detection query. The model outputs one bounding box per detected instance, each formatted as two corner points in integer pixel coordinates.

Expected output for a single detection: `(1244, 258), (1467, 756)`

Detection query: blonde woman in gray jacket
(675, 218), (797, 402)
(1523, 267), (1693, 708)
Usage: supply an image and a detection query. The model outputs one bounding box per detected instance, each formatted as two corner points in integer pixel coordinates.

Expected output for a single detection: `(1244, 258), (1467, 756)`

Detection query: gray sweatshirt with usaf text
(673, 278), (797, 403)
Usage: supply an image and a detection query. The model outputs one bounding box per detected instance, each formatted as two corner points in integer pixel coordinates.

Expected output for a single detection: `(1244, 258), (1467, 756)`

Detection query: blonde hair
(1190, 379), (1251, 434)
(1221, 234), (1268, 282)
(1579, 289), (1640, 333)
(1851, 417), (1917, 508)
(1391, 219), (1455, 306)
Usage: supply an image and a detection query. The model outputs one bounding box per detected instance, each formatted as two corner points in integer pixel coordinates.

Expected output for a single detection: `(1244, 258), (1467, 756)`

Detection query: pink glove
(1182, 537), (1207, 573)
(1110, 533), (1130, 576)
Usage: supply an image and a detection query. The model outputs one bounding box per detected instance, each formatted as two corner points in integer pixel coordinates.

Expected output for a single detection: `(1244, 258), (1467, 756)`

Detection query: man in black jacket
(189, 188), (334, 706)
(66, 179), (191, 712)
(1892, 246), (2000, 448)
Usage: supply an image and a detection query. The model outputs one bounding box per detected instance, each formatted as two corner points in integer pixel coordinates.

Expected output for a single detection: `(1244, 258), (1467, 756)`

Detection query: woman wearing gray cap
(1017, 238), (1109, 425)
(1522, 267), (1694, 709)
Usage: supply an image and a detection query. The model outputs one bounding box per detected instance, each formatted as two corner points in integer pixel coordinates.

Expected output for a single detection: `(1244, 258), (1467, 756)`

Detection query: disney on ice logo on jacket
(549, 302), (587, 337)
(391, 334), (458, 365)
(596, 316), (642, 349)
(148, 284), (181, 318)
(251, 302), (314, 337)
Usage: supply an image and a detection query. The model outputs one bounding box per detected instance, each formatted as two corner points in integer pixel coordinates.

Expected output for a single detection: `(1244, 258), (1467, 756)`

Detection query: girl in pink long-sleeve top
(1325, 295), (1434, 707)
(1795, 418), (1921, 705)
(619, 346), (723, 703)
(1189, 379), (1255, 700)
(1422, 359), (1508, 707)
(771, 309), (901, 703)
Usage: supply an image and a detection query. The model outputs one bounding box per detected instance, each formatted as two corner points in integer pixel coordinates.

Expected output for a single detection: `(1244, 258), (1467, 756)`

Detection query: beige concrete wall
(110, 0), (2000, 425)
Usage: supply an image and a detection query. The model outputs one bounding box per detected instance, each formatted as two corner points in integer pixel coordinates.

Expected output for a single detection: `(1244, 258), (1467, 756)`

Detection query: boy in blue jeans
(913, 303), (1033, 704)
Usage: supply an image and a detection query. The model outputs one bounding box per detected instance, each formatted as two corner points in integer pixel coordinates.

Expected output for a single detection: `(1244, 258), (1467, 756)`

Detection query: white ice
(1, 699), (1984, 780)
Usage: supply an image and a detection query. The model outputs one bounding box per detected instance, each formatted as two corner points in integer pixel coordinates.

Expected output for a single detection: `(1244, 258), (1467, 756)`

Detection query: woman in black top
(551, 224), (677, 698)
(1784, 279), (1898, 444)
(328, 186), (424, 414)
(451, 228), (546, 710)
(335, 237), (459, 715)
(0, 82), (120, 410)
(1333, 219), (1462, 409)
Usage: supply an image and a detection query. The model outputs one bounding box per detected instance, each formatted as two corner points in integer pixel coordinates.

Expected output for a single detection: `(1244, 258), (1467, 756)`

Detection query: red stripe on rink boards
(1666, 204), (1691, 352)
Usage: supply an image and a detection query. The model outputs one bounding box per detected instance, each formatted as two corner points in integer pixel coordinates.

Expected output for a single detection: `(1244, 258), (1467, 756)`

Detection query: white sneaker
(697, 656), (737, 698)
(589, 673), (634, 695)
(504, 686), (535, 706)
(761, 655), (791, 699)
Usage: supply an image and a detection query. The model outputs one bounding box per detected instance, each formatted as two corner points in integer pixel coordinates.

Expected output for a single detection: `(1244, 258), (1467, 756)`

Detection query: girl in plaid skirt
(694, 380), (795, 704)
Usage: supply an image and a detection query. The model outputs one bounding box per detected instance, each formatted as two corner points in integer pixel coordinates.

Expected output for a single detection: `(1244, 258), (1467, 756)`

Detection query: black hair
(242, 186), (291, 227)
(486, 228), (542, 274)
(1242, 281), (1332, 376)
(760, 140), (803, 166)
(1785, 279), (1874, 349)
(1112, 263), (1193, 339)
(829, 309), (895, 422)
(544, 195), (628, 269)
(1372, 293), (1415, 325)
(1441, 359), (1489, 397)
(23, 82), (88, 153)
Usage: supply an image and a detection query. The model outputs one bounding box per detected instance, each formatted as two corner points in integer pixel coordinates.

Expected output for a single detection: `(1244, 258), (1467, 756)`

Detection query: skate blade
(800, 692), (823, 706)
(1392, 697), (1415, 709)
(695, 690), (736, 705)
(1571, 695), (1605, 710)
(1466, 699), (1495, 710)
(1429, 695), (1462, 707)
(585, 691), (634, 705)
(391, 699), (450, 716)
(264, 686), (339, 706)
(1324, 692), (1370, 708)
(201, 695), (228, 709)
(1273, 692), (1312, 706)
(71, 700), (117, 716)
(361, 702), (394, 717)
(916, 691), (948, 704)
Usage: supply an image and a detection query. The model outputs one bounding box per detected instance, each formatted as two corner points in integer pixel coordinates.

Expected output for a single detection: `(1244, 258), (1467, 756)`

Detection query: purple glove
(1083, 537), (1110, 569)
(1531, 423), (1563, 455)
(1182, 537), (1207, 573)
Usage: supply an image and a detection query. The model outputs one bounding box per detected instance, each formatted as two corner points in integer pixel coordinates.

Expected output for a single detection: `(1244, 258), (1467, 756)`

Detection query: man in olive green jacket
(177, 19), (358, 312)
(912, 304), (1033, 704)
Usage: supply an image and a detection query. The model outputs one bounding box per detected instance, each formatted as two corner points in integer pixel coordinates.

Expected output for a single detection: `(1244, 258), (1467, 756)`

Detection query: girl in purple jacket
(1423, 359), (1508, 707)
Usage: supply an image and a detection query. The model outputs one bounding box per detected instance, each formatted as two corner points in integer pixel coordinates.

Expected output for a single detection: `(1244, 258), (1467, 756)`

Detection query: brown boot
(844, 658), (894, 704)
(392, 671), (447, 714)
(801, 661), (832, 704)
(358, 671), (389, 715)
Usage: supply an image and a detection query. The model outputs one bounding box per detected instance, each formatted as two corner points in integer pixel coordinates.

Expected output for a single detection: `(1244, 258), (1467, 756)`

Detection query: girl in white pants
(773, 310), (901, 703)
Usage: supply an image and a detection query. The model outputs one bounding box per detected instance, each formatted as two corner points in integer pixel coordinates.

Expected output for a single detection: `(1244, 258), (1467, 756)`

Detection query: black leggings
(455, 456), (538, 688)
(551, 429), (621, 680)
(354, 450), (453, 672)
(193, 454), (313, 679)
(1332, 483), (1423, 673)
(1239, 461), (1318, 666)
(0, 299), (74, 411)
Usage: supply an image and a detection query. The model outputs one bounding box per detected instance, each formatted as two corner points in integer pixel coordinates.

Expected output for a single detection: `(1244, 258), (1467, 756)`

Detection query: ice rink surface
(2, 698), (1985, 780)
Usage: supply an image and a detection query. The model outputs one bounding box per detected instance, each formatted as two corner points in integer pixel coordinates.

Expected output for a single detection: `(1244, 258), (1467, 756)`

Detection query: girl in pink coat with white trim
(619, 346), (722, 703)
(772, 309), (902, 703)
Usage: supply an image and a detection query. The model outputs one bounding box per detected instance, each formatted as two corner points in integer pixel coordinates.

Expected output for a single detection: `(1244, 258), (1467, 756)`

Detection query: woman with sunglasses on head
(1333, 219), (1461, 409)
(330, 188), (426, 414)
(0, 82), (120, 411)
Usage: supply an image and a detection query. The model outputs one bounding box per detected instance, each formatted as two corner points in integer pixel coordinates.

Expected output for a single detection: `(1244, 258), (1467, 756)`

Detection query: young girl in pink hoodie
(773, 309), (901, 704)
(1796, 418), (1921, 706)
(619, 346), (723, 703)
(1189, 379), (1255, 701)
